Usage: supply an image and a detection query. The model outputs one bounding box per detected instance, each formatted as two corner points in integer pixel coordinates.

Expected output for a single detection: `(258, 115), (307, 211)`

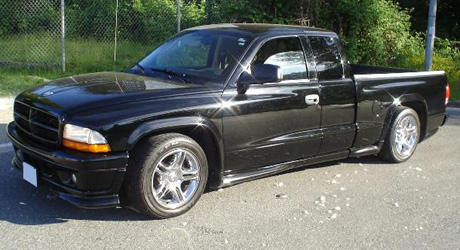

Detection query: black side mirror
(237, 64), (282, 94)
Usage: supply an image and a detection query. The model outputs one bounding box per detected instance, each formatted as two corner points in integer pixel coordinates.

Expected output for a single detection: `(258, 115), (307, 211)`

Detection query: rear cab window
(308, 36), (344, 80)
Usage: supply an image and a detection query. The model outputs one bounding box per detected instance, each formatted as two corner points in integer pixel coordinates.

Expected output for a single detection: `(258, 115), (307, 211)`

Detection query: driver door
(222, 36), (321, 173)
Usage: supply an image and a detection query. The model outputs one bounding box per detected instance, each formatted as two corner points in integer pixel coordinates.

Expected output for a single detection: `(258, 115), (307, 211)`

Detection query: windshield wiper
(151, 67), (191, 83)
(135, 63), (146, 75)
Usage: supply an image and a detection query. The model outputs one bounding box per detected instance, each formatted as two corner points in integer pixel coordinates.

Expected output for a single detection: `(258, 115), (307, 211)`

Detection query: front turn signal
(63, 139), (111, 153)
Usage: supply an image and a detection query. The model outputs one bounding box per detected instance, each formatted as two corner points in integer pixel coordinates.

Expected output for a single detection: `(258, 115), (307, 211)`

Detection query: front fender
(125, 116), (225, 185)
(126, 116), (223, 151)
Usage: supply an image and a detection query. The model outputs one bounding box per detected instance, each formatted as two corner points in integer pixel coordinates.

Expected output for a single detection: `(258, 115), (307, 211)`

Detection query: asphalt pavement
(0, 106), (459, 249)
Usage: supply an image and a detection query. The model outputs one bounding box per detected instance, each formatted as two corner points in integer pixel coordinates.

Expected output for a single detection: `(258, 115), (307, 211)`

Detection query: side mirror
(237, 64), (282, 94)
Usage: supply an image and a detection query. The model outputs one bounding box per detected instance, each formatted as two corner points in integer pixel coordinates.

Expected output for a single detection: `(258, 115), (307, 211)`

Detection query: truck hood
(17, 72), (222, 115)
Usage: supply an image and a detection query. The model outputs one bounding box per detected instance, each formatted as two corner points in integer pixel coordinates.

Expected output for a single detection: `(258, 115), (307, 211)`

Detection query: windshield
(134, 29), (255, 83)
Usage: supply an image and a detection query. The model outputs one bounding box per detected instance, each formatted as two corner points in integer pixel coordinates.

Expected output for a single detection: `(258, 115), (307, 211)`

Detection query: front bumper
(7, 122), (129, 208)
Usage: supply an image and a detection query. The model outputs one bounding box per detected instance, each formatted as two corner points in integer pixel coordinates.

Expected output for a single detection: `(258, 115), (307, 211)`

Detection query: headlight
(62, 124), (111, 153)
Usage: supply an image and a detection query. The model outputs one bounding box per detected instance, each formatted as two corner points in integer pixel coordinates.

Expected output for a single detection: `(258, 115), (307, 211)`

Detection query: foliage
(334, 0), (421, 65)
(0, 0), (60, 36)
(0, 0), (210, 44)
(396, 0), (460, 41)
(218, 0), (297, 24)
(0, 0), (459, 98)
(219, 0), (459, 99)
(394, 37), (460, 100)
(221, 0), (421, 66)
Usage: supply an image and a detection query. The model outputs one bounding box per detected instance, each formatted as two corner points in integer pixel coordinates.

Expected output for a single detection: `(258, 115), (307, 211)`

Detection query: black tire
(124, 133), (208, 218)
(378, 106), (421, 163)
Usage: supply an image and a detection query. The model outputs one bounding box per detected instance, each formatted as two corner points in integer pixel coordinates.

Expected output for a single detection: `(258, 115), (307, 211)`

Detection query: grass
(0, 34), (154, 71)
(0, 70), (48, 96)
(0, 34), (459, 100)
(0, 34), (156, 96)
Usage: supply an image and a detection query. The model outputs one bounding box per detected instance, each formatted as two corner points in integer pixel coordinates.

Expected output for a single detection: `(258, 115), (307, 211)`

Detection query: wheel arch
(126, 116), (224, 189)
(379, 93), (428, 143)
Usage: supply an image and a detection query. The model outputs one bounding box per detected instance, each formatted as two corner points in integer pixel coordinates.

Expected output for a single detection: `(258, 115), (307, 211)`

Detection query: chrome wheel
(151, 148), (200, 209)
(394, 115), (418, 158)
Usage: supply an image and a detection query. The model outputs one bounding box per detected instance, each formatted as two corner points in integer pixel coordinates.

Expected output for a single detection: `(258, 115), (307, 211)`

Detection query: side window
(308, 36), (343, 80)
(252, 37), (308, 81)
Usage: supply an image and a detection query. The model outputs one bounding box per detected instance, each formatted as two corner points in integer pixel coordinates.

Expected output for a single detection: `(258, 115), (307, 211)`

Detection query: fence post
(424, 0), (437, 71)
(177, 0), (181, 32)
(114, 0), (119, 68)
(60, 0), (66, 72)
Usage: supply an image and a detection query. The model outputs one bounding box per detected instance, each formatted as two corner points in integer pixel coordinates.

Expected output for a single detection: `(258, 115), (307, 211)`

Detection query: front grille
(14, 101), (60, 145)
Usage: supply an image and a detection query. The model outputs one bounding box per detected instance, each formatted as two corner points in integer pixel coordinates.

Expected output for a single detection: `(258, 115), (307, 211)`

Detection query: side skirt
(349, 145), (380, 157)
(218, 150), (349, 188)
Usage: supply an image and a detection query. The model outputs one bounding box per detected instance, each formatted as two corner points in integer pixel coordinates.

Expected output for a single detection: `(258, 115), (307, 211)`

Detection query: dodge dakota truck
(7, 24), (449, 218)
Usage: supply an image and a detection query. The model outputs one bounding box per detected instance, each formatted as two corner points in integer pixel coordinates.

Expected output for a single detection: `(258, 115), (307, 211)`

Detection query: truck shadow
(0, 110), (458, 225)
(0, 121), (154, 224)
(0, 148), (385, 226)
(1, 156), (389, 225)
(0, 144), (154, 226)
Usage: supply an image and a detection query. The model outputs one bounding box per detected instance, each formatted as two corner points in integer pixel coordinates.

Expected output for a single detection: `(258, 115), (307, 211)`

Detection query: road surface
(0, 107), (459, 249)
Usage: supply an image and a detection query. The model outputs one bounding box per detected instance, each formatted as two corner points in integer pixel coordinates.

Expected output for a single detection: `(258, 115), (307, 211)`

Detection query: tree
(396, 0), (460, 40)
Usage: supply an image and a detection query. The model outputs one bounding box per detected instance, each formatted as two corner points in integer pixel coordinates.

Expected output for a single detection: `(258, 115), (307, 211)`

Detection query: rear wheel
(124, 133), (208, 218)
(378, 106), (420, 163)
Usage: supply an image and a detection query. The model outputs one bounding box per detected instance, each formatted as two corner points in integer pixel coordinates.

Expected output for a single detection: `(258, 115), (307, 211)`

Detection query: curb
(447, 101), (460, 108)
(0, 97), (14, 111)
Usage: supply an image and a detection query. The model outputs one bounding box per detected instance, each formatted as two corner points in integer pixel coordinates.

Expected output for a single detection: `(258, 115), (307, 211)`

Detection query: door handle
(305, 94), (320, 105)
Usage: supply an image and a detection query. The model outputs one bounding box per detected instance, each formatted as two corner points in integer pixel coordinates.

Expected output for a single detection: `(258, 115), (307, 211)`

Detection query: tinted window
(137, 30), (254, 82)
(252, 37), (308, 81)
(308, 36), (343, 80)
(155, 34), (211, 68)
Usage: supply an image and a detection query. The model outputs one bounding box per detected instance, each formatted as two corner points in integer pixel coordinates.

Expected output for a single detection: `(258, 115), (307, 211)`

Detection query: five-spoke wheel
(394, 115), (418, 158)
(379, 106), (420, 162)
(152, 149), (200, 209)
(124, 133), (208, 218)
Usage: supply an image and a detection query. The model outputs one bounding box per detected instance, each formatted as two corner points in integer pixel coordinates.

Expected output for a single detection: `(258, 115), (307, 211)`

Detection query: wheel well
(401, 101), (427, 141)
(130, 126), (222, 189)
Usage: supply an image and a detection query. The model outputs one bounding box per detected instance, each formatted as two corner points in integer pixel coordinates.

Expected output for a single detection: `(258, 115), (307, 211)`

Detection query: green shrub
(395, 37), (460, 100)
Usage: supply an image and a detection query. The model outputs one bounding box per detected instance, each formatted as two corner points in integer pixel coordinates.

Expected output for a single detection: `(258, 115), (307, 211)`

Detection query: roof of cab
(186, 23), (336, 36)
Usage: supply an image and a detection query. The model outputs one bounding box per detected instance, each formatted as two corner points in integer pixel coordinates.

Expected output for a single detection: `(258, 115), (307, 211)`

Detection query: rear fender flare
(378, 93), (427, 143)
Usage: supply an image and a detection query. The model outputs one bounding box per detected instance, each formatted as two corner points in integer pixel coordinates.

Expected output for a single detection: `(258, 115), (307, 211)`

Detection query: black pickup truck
(7, 24), (449, 218)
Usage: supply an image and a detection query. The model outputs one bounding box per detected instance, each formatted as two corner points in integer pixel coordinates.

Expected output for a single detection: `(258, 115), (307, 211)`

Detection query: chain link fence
(0, 0), (226, 72)
(0, 0), (61, 68)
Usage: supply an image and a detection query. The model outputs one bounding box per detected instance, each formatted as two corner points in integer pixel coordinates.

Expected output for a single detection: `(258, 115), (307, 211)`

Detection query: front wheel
(378, 106), (420, 163)
(124, 133), (208, 218)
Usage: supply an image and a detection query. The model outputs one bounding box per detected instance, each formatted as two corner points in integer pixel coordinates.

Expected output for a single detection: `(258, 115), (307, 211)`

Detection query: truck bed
(349, 64), (447, 150)
(351, 64), (413, 74)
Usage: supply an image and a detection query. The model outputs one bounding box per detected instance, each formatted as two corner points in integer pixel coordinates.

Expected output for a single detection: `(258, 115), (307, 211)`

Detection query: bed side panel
(353, 72), (446, 148)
